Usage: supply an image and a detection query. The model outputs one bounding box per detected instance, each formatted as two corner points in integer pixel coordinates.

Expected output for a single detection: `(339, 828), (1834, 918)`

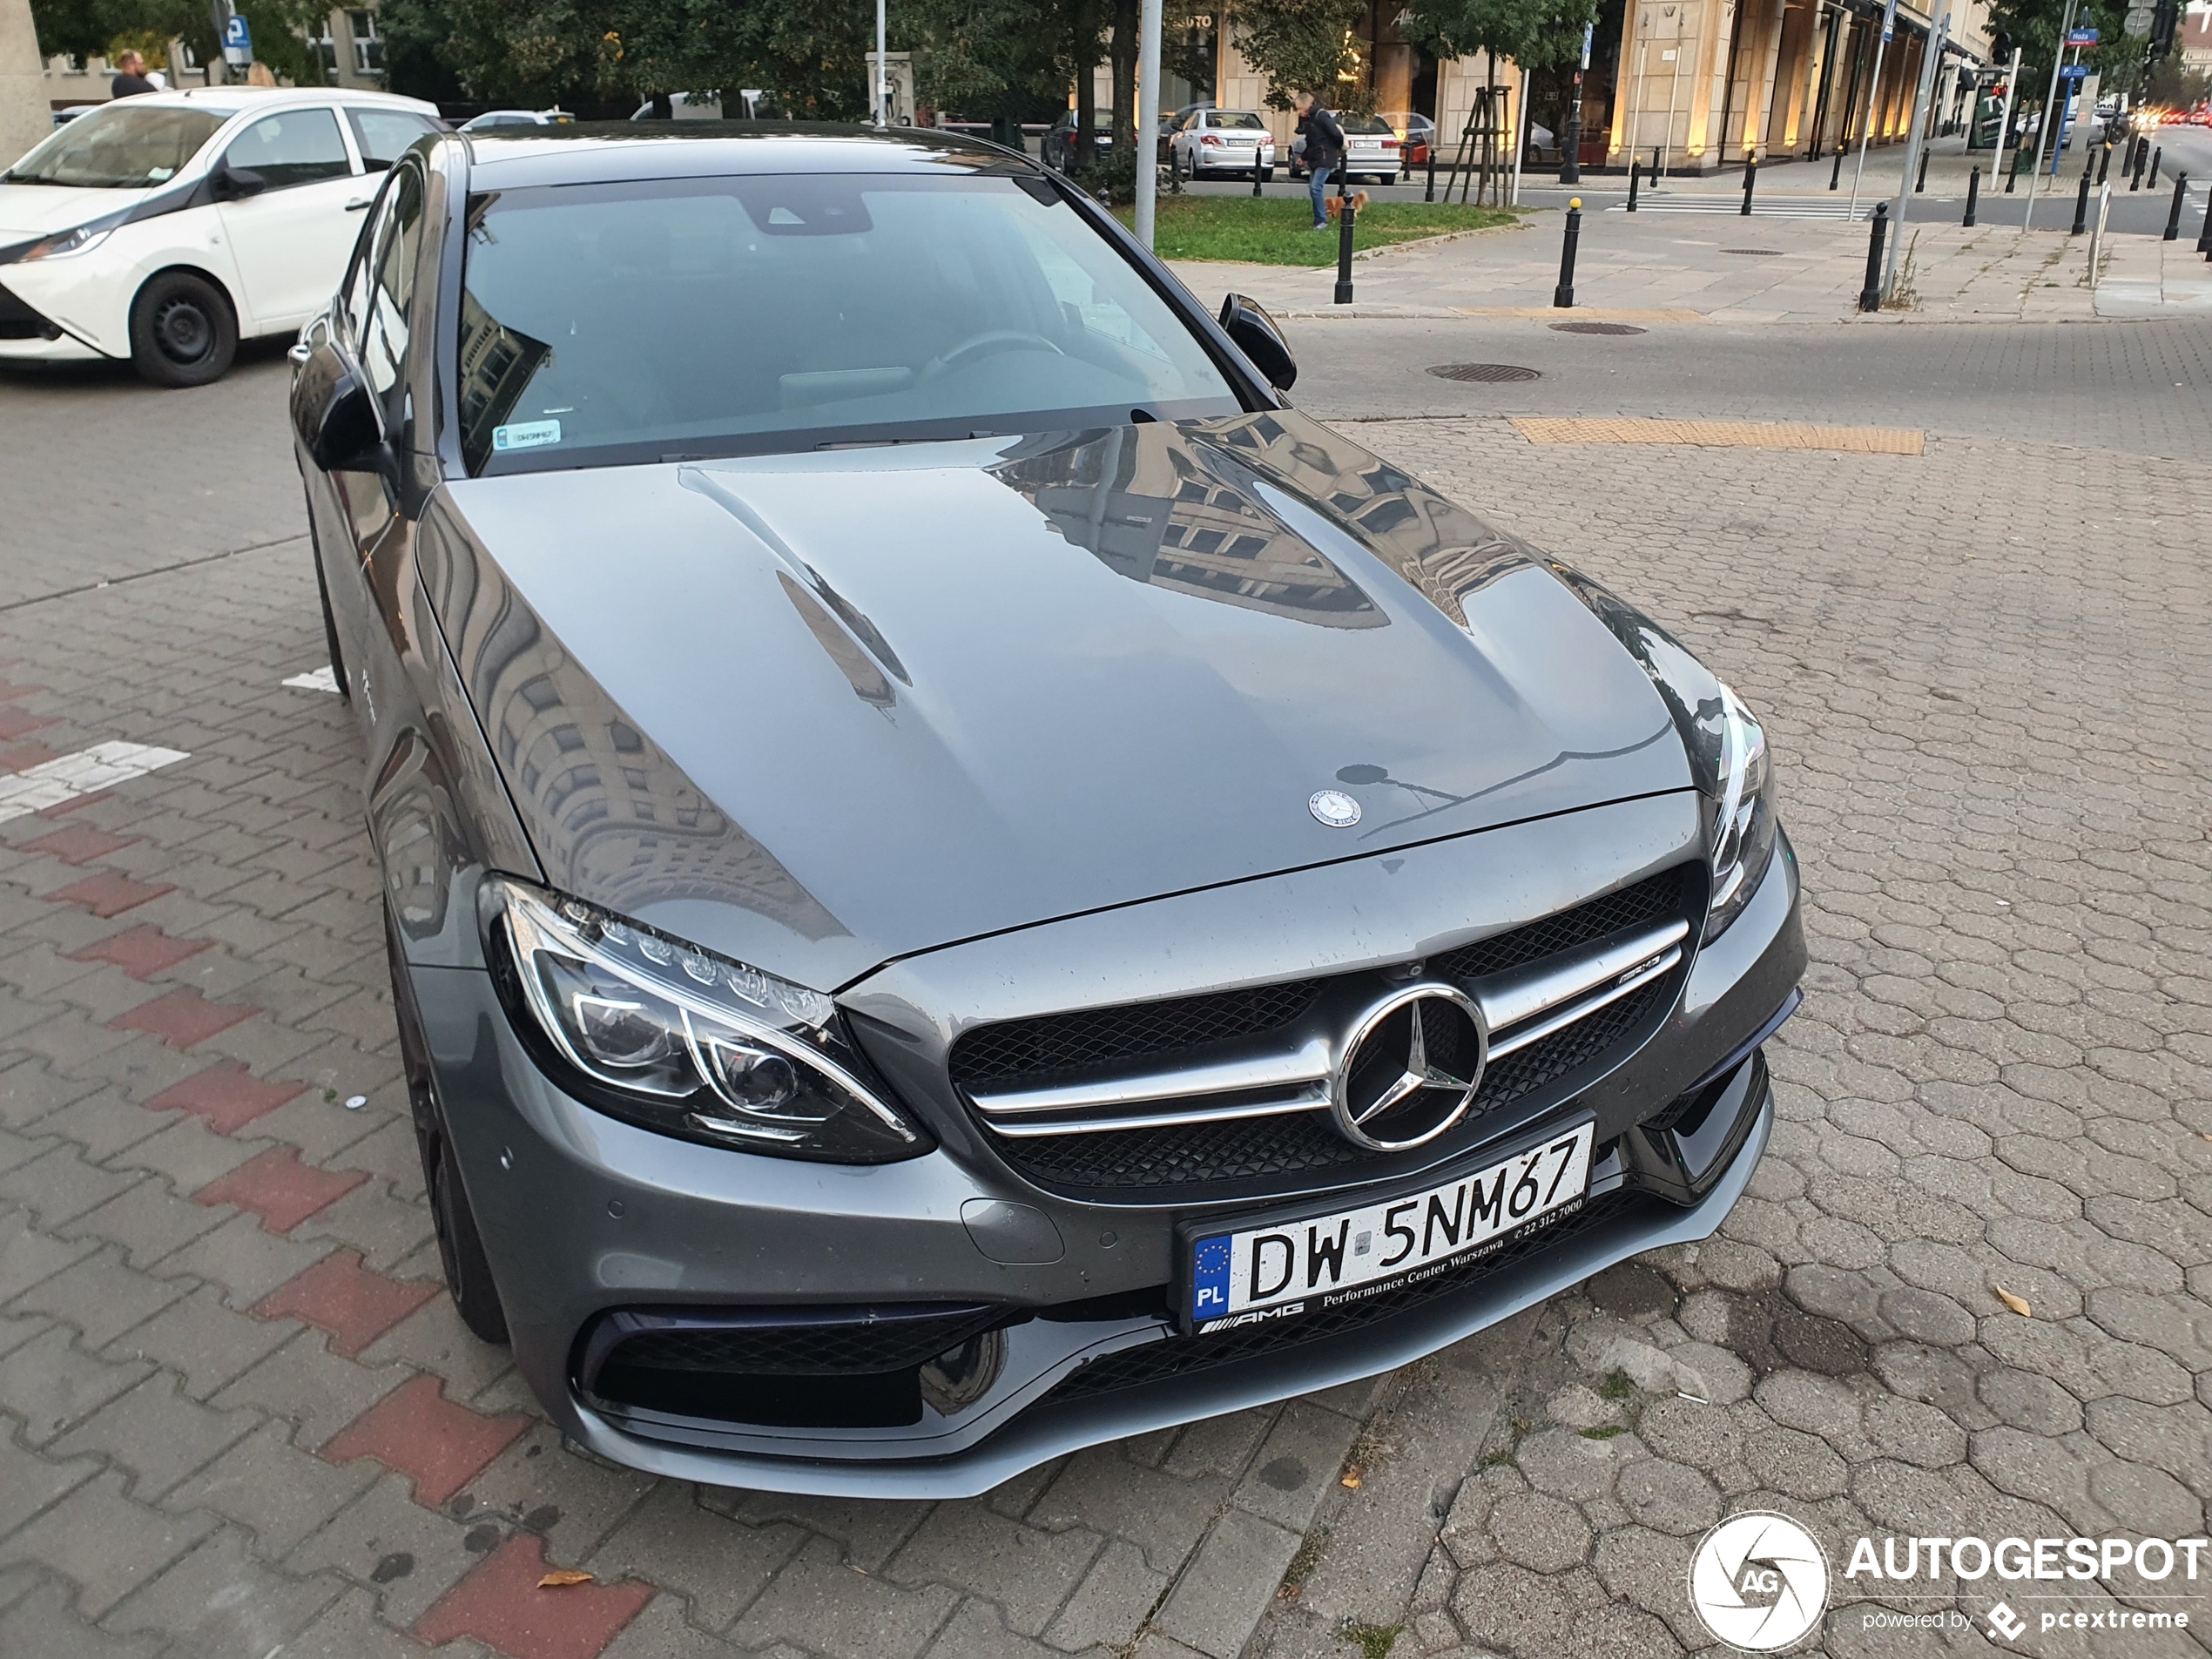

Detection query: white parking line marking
(283, 666), (341, 693)
(0, 741), (191, 822)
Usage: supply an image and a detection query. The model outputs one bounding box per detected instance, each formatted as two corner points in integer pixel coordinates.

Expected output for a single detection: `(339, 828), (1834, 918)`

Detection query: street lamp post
(1561, 20), (1593, 184)
(1134, 0), (1162, 248)
(874, 0), (887, 128)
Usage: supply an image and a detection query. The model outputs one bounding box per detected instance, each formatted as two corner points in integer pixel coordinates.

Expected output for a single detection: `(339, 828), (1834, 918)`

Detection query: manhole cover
(1426, 362), (1541, 382)
(1548, 321), (1647, 336)
(1722, 247), (1784, 256)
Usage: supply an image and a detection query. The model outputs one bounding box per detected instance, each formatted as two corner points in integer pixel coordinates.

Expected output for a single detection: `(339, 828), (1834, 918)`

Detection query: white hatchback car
(0, 86), (442, 385)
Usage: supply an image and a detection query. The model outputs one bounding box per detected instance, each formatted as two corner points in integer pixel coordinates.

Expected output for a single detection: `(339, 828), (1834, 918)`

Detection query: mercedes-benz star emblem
(1309, 789), (1361, 827)
(1331, 985), (1487, 1151)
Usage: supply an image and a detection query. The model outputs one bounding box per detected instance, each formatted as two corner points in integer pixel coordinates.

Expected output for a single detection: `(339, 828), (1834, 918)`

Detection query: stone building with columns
(1185, 0), (1989, 177)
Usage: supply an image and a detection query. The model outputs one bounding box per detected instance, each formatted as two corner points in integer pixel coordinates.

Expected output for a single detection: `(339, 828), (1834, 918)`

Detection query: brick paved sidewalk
(0, 395), (2205, 1658)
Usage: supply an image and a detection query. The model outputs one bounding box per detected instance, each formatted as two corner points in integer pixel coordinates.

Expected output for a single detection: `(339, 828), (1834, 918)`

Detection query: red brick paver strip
(0, 678), (38, 700)
(144, 1060), (301, 1132)
(72, 924), (212, 979)
(416, 1534), (654, 1659)
(50, 871), (173, 918)
(0, 706), (58, 740)
(110, 987), (255, 1049)
(254, 1250), (442, 1357)
(324, 1374), (529, 1508)
(194, 1145), (368, 1231)
(23, 824), (138, 865)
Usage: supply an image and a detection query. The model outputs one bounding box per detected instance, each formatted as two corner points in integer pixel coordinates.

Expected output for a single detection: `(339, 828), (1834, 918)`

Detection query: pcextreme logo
(1688, 1512), (1831, 1651)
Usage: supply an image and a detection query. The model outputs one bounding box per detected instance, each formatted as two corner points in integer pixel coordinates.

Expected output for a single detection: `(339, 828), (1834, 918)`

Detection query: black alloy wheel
(128, 270), (238, 388)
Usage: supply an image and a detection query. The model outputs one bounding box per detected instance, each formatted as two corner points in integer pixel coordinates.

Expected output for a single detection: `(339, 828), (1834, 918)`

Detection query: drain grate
(1548, 321), (1647, 336)
(1426, 363), (1542, 383)
(1721, 248), (1784, 256)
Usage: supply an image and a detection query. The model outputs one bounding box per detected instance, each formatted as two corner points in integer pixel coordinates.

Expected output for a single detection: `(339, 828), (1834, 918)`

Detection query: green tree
(1231, 0), (1368, 111)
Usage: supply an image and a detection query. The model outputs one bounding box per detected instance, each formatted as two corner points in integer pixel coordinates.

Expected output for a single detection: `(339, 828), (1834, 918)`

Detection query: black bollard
(1251, 148), (1263, 197)
(2166, 173), (2189, 241)
(1334, 192), (1355, 306)
(2096, 142), (2111, 186)
(2072, 169), (2093, 235)
(2006, 150), (2019, 192)
(2148, 147), (2162, 191)
(1425, 141), (1437, 202)
(1964, 165), (1979, 227)
(2130, 137), (2147, 190)
(1555, 197), (1582, 307)
(1831, 143), (1845, 191)
(1743, 151), (1759, 215)
(1627, 157), (1642, 211)
(1916, 147), (1930, 192)
(1860, 201), (1889, 312)
(2199, 186), (2212, 254)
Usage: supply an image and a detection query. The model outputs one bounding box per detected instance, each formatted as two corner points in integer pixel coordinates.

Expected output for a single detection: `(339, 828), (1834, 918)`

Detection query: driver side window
(356, 164), (425, 442)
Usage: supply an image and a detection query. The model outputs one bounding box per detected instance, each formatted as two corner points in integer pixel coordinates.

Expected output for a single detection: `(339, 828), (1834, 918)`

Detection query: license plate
(1185, 1121), (1595, 1333)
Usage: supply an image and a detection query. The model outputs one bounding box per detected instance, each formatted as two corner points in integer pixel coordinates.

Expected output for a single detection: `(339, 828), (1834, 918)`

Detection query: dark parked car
(1042, 109), (1115, 171)
(291, 121), (1804, 1496)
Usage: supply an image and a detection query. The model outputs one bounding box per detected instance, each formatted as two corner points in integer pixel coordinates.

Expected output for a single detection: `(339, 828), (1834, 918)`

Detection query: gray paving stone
(728, 1533), (961, 1659)
(1230, 1400), (1363, 1533)
(585, 1482), (804, 1633)
(163, 1419), (380, 1558)
(102, 1524), (344, 1658)
(0, 1469), (217, 1619)
(1030, 1448), (1229, 1575)
(0, 1325), (151, 1447)
(283, 1472), (478, 1629)
(1150, 1509), (1304, 1658)
(1044, 1537), (1168, 1652)
(887, 1500), (1103, 1637)
(48, 1371), (258, 1502)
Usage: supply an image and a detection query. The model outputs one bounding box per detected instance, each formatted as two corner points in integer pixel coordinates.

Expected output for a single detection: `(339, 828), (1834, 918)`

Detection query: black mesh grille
(1436, 867), (1696, 982)
(953, 866), (1697, 1197)
(994, 976), (1671, 1191)
(597, 1308), (1006, 1378)
(1048, 1194), (1625, 1401)
(952, 980), (1321, 1088)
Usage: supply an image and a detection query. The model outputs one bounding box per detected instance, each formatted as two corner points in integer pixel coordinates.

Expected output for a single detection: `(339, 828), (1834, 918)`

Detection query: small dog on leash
(1323, 190), (1372, 219)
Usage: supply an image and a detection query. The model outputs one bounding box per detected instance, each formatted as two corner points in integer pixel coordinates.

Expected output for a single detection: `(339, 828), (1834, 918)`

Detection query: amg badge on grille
(1309, 789), (1361, 827)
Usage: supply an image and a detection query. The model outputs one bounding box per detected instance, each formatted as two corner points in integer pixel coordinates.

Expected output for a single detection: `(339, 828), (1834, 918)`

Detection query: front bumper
(410, 803), (1802, 1496)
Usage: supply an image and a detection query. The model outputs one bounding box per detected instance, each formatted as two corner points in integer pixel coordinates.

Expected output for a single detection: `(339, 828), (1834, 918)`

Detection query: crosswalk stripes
(1605, 198), (1870, 219)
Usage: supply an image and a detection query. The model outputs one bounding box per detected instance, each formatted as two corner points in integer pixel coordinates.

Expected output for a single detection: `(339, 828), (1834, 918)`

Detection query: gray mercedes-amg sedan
(290, 122), (1804, 1495)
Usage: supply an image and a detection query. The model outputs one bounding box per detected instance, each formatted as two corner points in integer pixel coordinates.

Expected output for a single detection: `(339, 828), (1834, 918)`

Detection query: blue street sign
(221, 14), (251, 49)
(2058, 63), (2087, 78)
(1879, 0), (1898, 40)
(2064, 25), (2099, 44)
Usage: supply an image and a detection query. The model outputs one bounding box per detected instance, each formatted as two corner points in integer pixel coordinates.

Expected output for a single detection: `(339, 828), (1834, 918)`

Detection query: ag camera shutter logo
(1688, 1512), (1830, 1651)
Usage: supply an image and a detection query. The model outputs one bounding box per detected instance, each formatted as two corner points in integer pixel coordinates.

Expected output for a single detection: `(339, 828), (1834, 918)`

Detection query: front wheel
(388, 907), (509, 1345)
(129, 270), (237, 388)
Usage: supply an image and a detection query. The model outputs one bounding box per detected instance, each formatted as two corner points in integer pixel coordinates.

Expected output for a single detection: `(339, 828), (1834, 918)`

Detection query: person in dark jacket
(110, 51), (158, 97)
(1294, 91), (1345, 229)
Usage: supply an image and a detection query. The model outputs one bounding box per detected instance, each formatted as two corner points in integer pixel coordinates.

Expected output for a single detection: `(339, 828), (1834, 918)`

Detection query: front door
(214, 106), (368, 333)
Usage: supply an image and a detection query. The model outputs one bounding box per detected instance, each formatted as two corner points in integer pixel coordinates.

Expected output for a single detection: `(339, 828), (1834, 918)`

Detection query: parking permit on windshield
(492, 419), (562, 452)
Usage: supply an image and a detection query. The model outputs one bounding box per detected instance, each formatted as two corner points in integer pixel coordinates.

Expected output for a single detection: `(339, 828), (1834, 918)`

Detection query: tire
(306, 511), (350, 702)
(387, 907), (509, 1345)
(128, 270), (237, 388)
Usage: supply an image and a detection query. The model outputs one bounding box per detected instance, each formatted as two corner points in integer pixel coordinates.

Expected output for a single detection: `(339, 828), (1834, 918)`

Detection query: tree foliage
(1399, 0), (1597, 73)
(1231, 0), (1370, 110)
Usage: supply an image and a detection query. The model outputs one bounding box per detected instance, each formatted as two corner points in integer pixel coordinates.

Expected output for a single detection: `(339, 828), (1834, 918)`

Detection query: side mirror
(211, 164), (266, 200)
(1218, 293), (1297, 392)
(310, 370), (385, 473)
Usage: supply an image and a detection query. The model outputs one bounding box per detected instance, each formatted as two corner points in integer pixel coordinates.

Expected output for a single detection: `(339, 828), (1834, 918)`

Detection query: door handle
(345, 199), (372, 211)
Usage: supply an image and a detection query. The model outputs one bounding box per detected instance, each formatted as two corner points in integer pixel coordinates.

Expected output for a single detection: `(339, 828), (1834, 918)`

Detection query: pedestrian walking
(1294, 91), (1345, 230)
(110, 50), (158, 98)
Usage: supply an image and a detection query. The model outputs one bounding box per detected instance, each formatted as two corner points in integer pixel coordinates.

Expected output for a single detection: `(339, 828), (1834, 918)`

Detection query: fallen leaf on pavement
(1993, 1285), (2032, 1318)
(538, 1570), (595, 1588)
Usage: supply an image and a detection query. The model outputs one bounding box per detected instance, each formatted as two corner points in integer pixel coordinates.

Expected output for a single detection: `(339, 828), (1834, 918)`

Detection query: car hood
(427, 409), (1690, 989)
(0, 182), (155, 241)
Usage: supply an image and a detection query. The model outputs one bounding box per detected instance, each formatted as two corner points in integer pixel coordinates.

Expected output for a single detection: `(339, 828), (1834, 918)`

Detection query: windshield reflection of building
(420, 511), (846, 944)
(456, 290), (552, 462)
(992, 425), (1385, 629)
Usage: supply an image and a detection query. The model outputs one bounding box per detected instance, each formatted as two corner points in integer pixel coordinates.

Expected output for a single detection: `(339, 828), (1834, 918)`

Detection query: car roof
(118, 86), (442, 117)
(459, 123), (1035, 187)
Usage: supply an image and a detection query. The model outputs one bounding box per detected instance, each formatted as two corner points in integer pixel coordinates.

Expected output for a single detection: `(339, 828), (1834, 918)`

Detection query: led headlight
(483, 876), (927, 1162)
(1543, 566), (1779, 941)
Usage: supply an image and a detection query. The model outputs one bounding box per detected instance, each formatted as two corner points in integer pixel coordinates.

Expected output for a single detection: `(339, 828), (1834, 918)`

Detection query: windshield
(456, 171), (1244, 475)
(1342, 116), (1395, 135)
(7, 102), (228, 188)
(1209, 111), (1266, 130)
